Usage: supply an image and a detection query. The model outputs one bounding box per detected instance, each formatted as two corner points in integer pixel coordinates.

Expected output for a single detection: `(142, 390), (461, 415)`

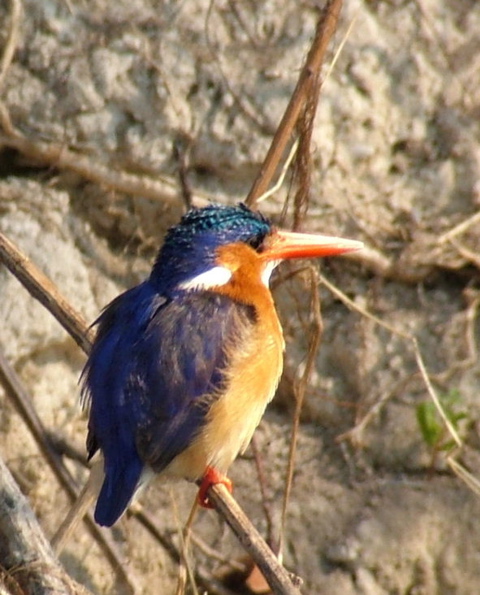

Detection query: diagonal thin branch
(0, 102), (182, 206)
(280, 268), (323, 554)
(0, 231), (93, 352)
(245, 0), (343, 207)
(0, 0), (21, 92)
(0, 344), (140, 594)
(0, 232), (302, 594)
(319, 272), (463, 450)
(207, 484), (302, 594)
(0, 456), (90, 595)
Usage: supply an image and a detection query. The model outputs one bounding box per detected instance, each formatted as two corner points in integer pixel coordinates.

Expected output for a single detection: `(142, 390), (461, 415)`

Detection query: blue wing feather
(82, 280), (253, 526)
(133, 291), (254, 471)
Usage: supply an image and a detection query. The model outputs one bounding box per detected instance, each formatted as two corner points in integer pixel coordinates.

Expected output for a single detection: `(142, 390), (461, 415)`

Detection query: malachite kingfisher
(81, 203), (362, 527)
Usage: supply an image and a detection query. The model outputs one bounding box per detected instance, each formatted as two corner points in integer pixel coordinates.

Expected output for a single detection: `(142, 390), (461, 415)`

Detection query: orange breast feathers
(166, 243), (284, 480)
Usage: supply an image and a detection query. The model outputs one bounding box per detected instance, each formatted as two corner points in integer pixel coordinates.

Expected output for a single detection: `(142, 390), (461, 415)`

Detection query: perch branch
(207, 484), (302, 594)
(0, 234), (301, 593)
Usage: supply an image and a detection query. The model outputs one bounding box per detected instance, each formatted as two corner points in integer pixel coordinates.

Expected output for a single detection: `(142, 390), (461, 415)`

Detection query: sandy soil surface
(1, 1), (480, 593)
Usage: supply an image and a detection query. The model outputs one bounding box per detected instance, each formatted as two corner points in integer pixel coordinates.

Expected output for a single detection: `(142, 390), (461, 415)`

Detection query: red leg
(197, 466), (233, 509)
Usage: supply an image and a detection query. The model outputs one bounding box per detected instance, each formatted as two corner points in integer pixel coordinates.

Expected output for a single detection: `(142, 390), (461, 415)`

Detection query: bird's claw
(197, 467), (233, 508)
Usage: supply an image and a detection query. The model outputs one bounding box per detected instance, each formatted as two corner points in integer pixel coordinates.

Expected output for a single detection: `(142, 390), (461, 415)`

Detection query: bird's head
(150, 203), (362, 294)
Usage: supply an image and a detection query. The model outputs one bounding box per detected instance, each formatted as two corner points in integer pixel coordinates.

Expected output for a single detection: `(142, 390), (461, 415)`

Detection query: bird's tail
(94, 457), (144, 527)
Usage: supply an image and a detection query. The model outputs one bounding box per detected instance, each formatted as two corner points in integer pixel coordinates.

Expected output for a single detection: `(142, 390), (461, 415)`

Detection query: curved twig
(0, 230), (301, 594)
(245, 0), (343, 207)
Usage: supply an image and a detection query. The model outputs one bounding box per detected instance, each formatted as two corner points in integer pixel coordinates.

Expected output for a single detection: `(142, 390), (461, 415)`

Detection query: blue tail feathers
(94, 457), (144, 527)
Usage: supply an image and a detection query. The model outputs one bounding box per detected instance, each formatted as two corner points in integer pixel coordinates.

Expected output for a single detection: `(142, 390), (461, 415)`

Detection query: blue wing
(82, 280), (253, 526)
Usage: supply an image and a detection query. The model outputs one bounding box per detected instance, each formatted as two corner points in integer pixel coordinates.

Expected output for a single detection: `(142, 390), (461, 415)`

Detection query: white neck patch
(261, 260), (280, 287)
(179, 266), (232, 291)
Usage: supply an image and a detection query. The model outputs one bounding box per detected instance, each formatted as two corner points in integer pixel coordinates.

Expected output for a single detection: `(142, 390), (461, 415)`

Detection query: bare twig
(0, 230), (93, 352)
(0, 0), (21, 91)
(437, 212), (480, 245)
(207, 484), (302, 594)
(190, 532), (246, 572)
(335, 375), (414, 448)
(174, 494), (200, 595)
(257, 139), (299, 205)
(250, 435), (275, 543)
(51, 462), (102, 554)
(447, 457), (480, 498)
(0, 103), (183, 205)
(280, 269), (323, 554)
(245, 0), (343, 207)
(131, 506), (240, 595)
(446, 238), (480, 269)
(0, 345), (140, 594)
(0, 346), (79, 493)
(0, 457), (89, 595)
(319, 272), (463, 449)
(0, 229), (302, 594)
(291, 68), (321, 230)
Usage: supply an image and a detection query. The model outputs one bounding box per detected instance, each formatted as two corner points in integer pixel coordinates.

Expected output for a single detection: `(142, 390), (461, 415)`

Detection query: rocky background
(1, 0), (480, 593)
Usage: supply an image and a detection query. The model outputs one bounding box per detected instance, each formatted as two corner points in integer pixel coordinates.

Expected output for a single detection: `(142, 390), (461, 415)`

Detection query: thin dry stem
(0, 229), (301, 595)
(437, 212), (480, 245)
(174, 492), (200, 595)
(279, 268), (323, 554)
(257, 140), (299, 204)
(319, 272), (463, 449)
(0, 346), (139, 593)
(245, 0), (343, 207)
(447, 457), (480, 498)
(0, 102), (205, 207)
(250, 435), (275, 544)
(0, 0), (21, 91)
(51, 462), (103, 554)
(447, 238), (480, 269)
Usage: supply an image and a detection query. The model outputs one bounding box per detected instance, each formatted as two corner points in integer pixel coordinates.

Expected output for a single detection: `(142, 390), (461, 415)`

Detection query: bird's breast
(166, 293), (284, 480)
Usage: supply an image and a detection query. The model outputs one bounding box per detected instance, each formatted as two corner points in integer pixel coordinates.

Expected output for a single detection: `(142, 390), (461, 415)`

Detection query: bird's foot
(197, 466), (233, 509)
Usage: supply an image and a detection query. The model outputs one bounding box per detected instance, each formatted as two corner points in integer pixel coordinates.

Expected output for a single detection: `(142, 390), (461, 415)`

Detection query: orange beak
(261, 229), (363, 262)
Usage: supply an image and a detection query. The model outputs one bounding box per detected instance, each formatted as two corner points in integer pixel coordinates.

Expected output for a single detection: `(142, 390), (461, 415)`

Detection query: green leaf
(416, 401), (442, 447)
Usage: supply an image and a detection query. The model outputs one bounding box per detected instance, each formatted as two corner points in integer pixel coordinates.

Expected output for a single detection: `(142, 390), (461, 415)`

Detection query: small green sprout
(416, 389), (468, 468)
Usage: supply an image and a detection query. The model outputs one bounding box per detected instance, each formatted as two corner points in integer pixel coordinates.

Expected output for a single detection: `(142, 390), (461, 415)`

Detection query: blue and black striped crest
(150, 203), (272, 292)
(165, 203), (270, 250)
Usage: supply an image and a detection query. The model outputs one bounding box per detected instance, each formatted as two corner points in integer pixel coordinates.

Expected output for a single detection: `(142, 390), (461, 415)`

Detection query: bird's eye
(248, 235), (267, 252)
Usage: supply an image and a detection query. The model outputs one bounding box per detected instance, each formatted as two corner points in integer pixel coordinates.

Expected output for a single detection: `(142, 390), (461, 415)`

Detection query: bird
(79, 202), (362, 528)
